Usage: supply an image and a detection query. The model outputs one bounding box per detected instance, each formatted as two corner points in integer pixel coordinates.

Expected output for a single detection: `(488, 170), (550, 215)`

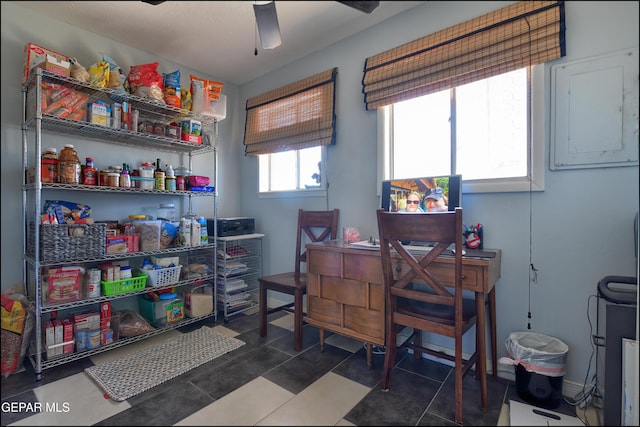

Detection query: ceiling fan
(253, 1), (380, 50)
(142, 1), (380, 50)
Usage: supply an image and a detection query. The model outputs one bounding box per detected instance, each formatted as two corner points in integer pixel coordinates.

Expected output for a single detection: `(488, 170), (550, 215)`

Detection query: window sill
(258, 187), (327, 199)
(463, 177), (544, 194)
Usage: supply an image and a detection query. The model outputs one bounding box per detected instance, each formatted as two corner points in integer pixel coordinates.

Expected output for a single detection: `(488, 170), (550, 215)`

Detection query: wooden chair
(259, 208), (339, 351)
(376, 207), (486, 424)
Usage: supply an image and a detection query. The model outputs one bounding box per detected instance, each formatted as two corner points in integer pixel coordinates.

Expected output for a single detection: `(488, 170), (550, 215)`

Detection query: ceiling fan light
(253, 1), (282, 50)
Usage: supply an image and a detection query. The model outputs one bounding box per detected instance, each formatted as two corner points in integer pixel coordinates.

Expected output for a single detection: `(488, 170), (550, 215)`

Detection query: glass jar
(157, 203), (176, 222)
(58, 144), (81, 184)
(106, 172), (120, 187)
(41, 147), (58, 183)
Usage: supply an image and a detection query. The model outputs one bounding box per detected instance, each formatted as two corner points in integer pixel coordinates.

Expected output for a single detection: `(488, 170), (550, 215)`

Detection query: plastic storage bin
(138, 292), (184, 327)
(503, 331), (569, 409)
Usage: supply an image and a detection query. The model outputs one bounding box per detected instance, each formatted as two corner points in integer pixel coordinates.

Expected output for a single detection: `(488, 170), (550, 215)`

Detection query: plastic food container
(133, 220), (161, 251)
(138, 162), (155, 190)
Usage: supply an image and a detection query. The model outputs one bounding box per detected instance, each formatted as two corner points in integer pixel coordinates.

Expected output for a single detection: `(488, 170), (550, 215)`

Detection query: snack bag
(127, 62), (164, 103)
(162, 69), (181, 108)
(102, 54), (126, 94)
(69, 58), (90, 83)
(88, 61), (110, 88)
(190, 74), (224, 113)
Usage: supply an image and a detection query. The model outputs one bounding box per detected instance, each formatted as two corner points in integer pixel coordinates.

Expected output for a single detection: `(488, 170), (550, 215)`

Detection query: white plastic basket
(141, 265), (183, 287)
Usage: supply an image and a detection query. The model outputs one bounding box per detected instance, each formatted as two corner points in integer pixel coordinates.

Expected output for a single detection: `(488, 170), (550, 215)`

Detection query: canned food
(86, 282), (100, 298)
(176, 176), (186, 191)
(155, 171), (165, 190)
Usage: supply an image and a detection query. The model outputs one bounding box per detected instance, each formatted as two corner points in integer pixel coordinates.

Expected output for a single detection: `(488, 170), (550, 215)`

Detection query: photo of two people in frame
(389, 177), (449, 213)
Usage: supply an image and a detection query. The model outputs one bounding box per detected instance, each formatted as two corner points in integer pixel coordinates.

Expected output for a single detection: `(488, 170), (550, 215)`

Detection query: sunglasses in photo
(407, 200), (420, 204)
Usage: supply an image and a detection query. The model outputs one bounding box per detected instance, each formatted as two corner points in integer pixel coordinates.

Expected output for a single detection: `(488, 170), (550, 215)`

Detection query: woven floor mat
(85, 326), (244, 401)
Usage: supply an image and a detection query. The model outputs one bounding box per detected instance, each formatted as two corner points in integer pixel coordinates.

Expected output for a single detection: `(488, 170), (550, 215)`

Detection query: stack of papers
(217, 261), (248, 277)
(349, 240), (380, 250)
(224, 278), (248, 292)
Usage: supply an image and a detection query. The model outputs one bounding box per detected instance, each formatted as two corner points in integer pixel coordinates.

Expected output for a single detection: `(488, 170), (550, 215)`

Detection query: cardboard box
(62, 319), (74, 354)
(73, 311), (100, 331)
(23, 42), (69, 84)
(180, 133), (202, 144)
(45, 320), (56, 359)
(53, 319), (63, 357)
(47, 266), (82, 303)
(106, 234), (138, 254)
(99, 302), (111, 331)
(37, 54), (70, 78)
(87, 101), (111, 127)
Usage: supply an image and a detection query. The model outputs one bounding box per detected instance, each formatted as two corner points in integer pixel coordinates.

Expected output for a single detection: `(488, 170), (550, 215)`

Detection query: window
(258, 146), (323, 192)
(365, 1), (564, 192)
(381, 66), (543, 193)
(244, 68), (337, 194)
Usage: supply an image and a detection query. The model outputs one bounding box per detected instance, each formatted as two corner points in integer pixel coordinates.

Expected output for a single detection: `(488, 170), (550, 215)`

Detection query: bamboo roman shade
(362, 1), (566, 110)
(244, 68), (338, 156)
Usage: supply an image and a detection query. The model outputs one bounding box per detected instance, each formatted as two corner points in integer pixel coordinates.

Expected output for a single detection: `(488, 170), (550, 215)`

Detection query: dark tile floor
(1, 310), (583, 426)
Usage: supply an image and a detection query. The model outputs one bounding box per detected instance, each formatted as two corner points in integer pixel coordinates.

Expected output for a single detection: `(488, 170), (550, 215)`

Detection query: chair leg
(366, 343), (372, 369)
(381, 321), (397, 391)
(319, 329), (325, 352)
(259, 282), (267, 338)
(475, 295), (488, 413)
(454, 336), (464, 424)
(489, 287), (497, 378)
(413, 329), (422, 360)
(293, 288), (304, 351)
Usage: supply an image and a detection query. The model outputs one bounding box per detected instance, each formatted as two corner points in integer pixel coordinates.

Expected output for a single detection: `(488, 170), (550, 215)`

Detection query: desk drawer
(308, 274), (383, 311)
(307, 295), (384, 342)
(344, 252), (383, 284)
(308, 250), (342, 277)
(392, 260), (480, 291)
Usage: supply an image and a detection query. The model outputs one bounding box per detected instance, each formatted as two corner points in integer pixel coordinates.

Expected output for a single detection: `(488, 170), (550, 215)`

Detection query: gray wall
(2, 1), (638, 392)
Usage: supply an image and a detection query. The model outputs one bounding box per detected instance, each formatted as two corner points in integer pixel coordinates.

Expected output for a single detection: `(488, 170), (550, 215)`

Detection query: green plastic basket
(101, 272), (147, 296)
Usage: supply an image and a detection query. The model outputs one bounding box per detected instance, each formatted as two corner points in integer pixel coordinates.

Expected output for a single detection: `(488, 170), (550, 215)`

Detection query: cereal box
(23, 42), (69, 85)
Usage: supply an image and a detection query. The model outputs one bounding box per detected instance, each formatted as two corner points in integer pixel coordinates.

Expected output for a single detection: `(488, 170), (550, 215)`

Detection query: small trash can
(503, 331), (569, 409)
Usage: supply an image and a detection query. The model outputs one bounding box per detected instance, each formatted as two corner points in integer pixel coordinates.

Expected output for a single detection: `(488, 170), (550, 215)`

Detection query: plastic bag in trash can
(498, 331), (568, 377)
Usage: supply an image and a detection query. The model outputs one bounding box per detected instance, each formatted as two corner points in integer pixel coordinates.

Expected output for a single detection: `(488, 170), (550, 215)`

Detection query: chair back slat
(377, 208), (463, 307)
(295, 209), (339, 273)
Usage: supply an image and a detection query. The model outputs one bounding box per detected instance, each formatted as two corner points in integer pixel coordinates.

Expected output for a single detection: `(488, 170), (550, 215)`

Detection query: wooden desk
(305, 240), (501, 371)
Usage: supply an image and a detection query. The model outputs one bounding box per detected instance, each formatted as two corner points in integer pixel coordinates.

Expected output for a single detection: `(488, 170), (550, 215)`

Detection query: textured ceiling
(12, 1), (424, 85)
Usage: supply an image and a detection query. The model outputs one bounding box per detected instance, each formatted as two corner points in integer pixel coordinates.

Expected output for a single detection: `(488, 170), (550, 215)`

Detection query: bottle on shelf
(58, 144), (81, 184)
(120, 169), (131, 188)
(154, 158), (165, 190)
(198, 217), (208, 245)
(165, 163), (176, 191)
(82, 157), (97, 186)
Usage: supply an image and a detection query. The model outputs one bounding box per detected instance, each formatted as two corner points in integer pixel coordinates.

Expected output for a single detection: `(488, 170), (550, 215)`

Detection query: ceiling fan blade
(253, 1), (282, 50)
(337, 1), (380, 14)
